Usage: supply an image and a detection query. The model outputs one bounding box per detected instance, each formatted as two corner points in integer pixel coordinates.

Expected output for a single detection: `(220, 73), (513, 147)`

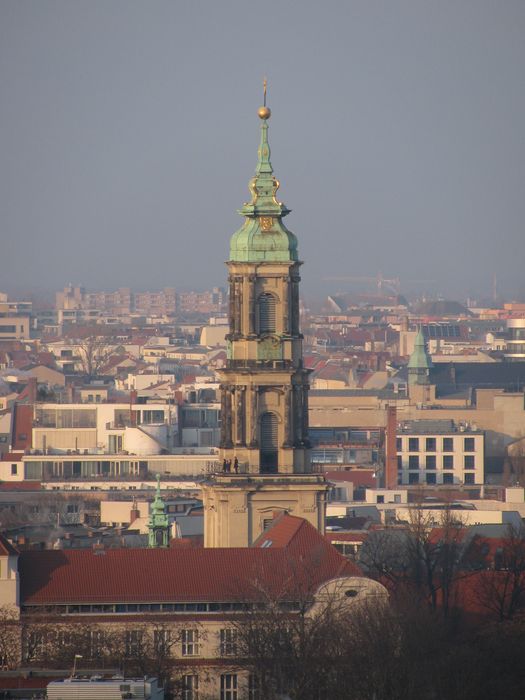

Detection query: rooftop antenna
(263, 76), (267, 107)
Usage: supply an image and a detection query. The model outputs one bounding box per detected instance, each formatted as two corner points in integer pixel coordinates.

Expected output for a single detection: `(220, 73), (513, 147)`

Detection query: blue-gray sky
(1, 1), (524, 301)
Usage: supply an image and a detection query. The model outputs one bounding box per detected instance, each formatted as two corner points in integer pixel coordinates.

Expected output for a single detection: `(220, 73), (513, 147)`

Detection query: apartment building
(397, 419), (484, 486)
(32, 401), (175, 450)
(0, 294), (32, 340)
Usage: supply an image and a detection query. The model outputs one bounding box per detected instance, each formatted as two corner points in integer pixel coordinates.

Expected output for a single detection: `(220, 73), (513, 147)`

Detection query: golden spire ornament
(258, 77), (271, 120)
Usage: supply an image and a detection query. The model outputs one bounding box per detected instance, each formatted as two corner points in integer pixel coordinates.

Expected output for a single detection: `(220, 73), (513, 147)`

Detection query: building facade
(396, 419), (484, 486)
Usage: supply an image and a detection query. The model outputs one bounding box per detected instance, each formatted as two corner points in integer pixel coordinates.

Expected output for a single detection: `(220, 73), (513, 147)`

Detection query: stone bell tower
(202, 93), (327, 547)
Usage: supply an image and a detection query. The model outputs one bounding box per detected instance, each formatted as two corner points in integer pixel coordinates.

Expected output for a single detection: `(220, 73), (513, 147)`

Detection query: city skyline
(2, 2), (525, 300)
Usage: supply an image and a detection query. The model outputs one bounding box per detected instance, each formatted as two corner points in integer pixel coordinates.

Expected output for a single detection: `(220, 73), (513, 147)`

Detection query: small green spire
(229, 94), (298, 263)
(148, 474), (170, 547)
(408, 327), (433, 385)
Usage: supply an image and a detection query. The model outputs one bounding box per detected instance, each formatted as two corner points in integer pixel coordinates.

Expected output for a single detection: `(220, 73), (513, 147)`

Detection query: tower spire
(408, 326), (433, 385)
(230, 90), (297, 262)
(148, 474), (169, 547)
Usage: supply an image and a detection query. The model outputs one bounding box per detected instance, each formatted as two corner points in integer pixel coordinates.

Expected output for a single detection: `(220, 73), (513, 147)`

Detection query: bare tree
(475, 524), (525, 621)
(73, 332), (117, 378)
(0, 606), (21, 670)
(360, 503), (467, 616)
(228, 564), (389, 700)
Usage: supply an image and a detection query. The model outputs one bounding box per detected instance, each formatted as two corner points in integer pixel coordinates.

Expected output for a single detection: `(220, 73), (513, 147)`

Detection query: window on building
(443, 437), (453, 452)
(397, 455), (402, 469)
(154, 629), (171, 655)
(24, 630), (45, 662)
(443, 455), (454, 470)
(220, 674), (238, 700)
(182, 674), (199, 700)
(396, 437), (402, 452)
(377, 495), (384, 504)
(260, 411), (278, 473)
(425, 437), (436, 452)
(67, 504), (79, 514)
(219, 628), (238, 656)
(443, 473), (454, 485)
(426, 473), (436, 485)
(426, 455), (436, 470)
(141, 410), (165, 425)
(89, 630), (105, 658)
(408, 438), (419, 452)
(248, 675), (260, 700)
(408, 455), (419, 470)
(464, 437), (475, 452)
(408, 473), (419, 485)
(464, 473), (475, 485)
(125, 630), (143, 657)
(258, 293), (277, 334)
(464, 455), (475, 470)
(11, 464), (17, 475)
(181, 629), (199, 656)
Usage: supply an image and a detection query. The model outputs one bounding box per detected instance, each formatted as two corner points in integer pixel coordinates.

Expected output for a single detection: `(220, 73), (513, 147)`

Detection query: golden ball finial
(258, 106), (271, 120)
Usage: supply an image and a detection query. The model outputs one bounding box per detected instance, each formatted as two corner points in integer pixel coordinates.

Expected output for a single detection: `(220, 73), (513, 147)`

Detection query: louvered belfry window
(258, 293), (276, 333)
(260, 412), (278, 449)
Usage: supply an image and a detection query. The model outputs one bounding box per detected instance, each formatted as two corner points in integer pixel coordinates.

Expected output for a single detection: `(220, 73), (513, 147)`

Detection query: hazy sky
(1, 1), (524, 301)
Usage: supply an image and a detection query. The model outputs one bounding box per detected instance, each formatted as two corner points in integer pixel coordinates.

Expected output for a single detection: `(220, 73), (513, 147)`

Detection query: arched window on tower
(260, 411), (278, 473)
(258, 293), (277, 334)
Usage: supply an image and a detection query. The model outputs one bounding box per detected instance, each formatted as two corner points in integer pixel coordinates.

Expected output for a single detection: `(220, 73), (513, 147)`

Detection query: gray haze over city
(1, 0), (524, 301)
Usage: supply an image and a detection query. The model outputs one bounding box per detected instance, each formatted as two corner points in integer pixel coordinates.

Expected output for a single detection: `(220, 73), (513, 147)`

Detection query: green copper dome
(229, 110), (298, 262)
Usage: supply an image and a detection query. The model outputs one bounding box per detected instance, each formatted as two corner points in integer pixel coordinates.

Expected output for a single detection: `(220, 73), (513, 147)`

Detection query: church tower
(202, 93), (327, 547)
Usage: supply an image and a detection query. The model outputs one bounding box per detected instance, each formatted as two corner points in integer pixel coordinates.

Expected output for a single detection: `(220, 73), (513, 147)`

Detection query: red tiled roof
(428, 526), (468, 546)
(19, 543), (358, 605)
(0, 481), (42, 491)
(253, 514), (362, 575)
(325, 470), (377, 488)
(253, 513), (305, 548)
(169, 535), (204, 548)
(11, 403), (33, 450)
(1, 451), (24, 461)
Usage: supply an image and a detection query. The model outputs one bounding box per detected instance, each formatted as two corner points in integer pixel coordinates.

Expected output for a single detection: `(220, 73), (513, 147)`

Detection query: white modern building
(396, 419), (484, 486)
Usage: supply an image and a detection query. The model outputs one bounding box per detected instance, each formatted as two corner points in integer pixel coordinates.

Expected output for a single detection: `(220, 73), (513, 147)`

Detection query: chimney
(27, 377), (37, 403)
(130, 390), (137, 426)
(65, 382), (74, 403)
(130, 499), (140, 524)
(384, 405), (398, 489)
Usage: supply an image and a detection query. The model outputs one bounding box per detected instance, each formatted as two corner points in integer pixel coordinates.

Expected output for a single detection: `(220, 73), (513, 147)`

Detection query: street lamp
(71, 654), (83, 679)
